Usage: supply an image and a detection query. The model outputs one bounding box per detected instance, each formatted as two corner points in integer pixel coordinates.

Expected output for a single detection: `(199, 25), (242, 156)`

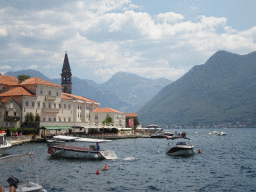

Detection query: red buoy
(96, 169), (101, 175)
(198, 149), (202, 153)
(47, 148), (52, 154)
(167, 137), (169, 140)
(103, 164), (108, 170)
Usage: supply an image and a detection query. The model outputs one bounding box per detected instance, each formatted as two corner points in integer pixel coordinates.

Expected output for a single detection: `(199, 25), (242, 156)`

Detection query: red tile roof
(0, 96), (12, 103)
(62, 94), (73, 100)
(0, 74), (19, 86)
(92, 107), (123, 113)
(20, 77), (62, 87)
(125, 113), (138, 117)
(0, 87), (36, 97)
(62, 93), (98, 104)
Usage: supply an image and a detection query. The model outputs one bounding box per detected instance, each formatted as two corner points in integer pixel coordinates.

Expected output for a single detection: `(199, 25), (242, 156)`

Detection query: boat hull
(48, 146), (117, 160)
(0, 144), (12, 156)
(151, 135), (167, 138)
(6, 182), (47, 192)
(166, 146), (194, 156)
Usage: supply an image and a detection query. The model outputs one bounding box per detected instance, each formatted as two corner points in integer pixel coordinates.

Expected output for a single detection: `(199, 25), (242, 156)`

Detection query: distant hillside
(137, 50), (256, 127)
(5, 70), (52, 81)
(99, 72), (172, 112)
(5, 70), (172, 112)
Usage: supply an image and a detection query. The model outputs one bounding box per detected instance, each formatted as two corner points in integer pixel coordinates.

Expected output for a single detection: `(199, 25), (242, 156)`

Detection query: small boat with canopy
(47, 135), (117, 160)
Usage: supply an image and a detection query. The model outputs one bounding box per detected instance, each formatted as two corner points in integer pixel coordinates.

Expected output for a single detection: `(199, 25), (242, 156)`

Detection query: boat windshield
(176, 141), (186, 146)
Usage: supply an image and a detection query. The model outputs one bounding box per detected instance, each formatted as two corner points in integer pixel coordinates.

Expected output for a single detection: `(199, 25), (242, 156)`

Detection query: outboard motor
(7, 176), (19, 188)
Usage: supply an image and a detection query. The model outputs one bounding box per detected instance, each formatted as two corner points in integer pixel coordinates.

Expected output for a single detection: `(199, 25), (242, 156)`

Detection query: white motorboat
(47, 135), (117, 160)
(166, 133), (194, 156)
(0, 130), (12, 156)
(217, 132), (227, 136)
(0, 153), (47, 192)
(151, 131), (174, 138)
(209, 131), (218, 135)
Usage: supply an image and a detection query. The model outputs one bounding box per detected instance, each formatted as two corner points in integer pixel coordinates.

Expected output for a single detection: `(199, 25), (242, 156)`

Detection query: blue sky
(0, 0), (255, 83)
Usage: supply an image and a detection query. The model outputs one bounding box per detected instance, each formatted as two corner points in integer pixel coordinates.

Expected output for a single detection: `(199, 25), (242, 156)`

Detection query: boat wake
(123, 157), (135, 161)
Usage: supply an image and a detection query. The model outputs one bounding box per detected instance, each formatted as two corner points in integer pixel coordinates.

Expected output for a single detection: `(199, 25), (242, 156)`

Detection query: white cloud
(156, 12), (184, 23)
(0, 26), (7, 36)
(199, 15), (227, 31)
(28, 65), (38, 69)
(0, 0), (256, 83)
(0, 65), (11, 70)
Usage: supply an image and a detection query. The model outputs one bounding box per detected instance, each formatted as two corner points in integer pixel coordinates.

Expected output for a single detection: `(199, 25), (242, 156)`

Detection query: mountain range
(137, 50), (256, 127)
(5, 70), (172, 113)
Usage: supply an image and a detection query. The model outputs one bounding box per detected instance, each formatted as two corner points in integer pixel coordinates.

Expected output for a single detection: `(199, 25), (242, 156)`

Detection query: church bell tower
(61, 52), (72, 94)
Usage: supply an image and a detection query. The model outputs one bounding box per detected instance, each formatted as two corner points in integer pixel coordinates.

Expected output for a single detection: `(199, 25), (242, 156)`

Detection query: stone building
(0, 53), (126, 132)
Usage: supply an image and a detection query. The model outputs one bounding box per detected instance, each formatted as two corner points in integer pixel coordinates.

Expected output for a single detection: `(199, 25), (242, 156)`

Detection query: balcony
(4, 116), (20, 122)
(45, 96), (56, 101)
(42, 108), (59, 114)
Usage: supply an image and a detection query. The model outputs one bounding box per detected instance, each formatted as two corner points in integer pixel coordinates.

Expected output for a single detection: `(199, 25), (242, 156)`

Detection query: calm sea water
(1, 128), (256, 192)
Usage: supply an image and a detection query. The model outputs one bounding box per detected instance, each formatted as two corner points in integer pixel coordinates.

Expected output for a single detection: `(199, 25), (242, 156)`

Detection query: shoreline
(8, 134), (151, 146)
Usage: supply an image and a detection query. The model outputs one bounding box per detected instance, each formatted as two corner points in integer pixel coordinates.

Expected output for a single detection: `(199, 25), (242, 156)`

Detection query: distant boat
(0, 130), (12, 156)
(143, 124), (163, 129)
(209, 131), (218, 135)
(47, 135), (117, 160)
(217, 132), (227, 136)
(151, 132), (174, 138)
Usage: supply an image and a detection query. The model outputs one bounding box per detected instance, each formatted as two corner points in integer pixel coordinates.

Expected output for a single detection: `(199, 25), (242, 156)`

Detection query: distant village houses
(0, 53), (131, 135)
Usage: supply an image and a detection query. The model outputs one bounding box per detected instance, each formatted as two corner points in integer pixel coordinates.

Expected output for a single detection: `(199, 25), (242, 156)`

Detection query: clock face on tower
(61, 52), (72, 94)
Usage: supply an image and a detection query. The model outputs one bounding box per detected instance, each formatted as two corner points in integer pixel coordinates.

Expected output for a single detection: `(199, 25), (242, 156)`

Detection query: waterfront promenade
(8, 135), (35, 146)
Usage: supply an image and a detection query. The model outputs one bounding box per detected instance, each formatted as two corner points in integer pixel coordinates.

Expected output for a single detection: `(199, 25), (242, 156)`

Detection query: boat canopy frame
(53, 135), (112, 143)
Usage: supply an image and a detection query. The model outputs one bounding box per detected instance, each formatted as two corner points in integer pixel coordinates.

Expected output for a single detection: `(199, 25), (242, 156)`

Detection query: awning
(118, 128), (132, 130)
(42, 126), (73, 130)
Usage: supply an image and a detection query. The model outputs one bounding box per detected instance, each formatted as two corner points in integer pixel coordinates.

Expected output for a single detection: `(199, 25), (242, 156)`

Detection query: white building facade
(90, 107), (126, 128)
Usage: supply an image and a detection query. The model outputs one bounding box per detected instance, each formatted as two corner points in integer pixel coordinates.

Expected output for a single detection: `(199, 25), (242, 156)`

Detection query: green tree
(17, 75), (30, 80)
(28, 112), (35, 122)
(35, 113), (40, 121)
(25, 113), (30, 123)
(102, 116), (113, 125)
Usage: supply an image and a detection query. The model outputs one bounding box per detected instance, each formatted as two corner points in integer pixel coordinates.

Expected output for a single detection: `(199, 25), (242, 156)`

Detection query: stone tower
(61, 52), (72, 94)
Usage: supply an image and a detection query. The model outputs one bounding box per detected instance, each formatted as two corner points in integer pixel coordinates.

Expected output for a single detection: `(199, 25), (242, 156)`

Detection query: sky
(0, 0), (256, 83)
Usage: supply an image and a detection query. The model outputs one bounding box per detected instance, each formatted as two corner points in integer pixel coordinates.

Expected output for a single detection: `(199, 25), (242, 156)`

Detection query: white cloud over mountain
(0, 0), (255, 83)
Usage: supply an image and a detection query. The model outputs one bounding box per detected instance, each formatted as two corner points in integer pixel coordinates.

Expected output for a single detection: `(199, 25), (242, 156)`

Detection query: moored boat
(151, 132), (174, 138)
(47, 135), (117, 160)
(217, 132), (227, 136)
(0, 130), (12, 156)
(166, 133), (194, 156)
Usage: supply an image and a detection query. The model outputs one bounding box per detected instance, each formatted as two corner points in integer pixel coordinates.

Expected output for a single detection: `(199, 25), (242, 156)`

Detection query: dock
(8, 134), (151, 146)
(8, 136), (45, 146)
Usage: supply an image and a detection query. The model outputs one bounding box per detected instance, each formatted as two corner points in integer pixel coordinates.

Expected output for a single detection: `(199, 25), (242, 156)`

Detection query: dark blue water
(1, 128), (256, 191)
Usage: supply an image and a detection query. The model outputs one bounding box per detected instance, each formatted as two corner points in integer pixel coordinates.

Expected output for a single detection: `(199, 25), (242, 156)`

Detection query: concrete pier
(8, 136), (45, 146)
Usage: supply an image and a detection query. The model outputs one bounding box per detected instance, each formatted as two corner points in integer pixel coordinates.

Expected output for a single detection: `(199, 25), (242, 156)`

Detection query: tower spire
(61, 52), (72, 94)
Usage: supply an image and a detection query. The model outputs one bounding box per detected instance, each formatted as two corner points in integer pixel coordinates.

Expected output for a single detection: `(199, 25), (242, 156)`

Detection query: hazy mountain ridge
(5, 70), (172, 112)
(137, 50), (256, 127)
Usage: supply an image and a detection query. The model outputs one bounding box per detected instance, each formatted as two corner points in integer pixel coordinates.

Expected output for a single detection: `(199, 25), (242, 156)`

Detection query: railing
(4, 116), (20, 122)
(42, 108), (59, 114)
